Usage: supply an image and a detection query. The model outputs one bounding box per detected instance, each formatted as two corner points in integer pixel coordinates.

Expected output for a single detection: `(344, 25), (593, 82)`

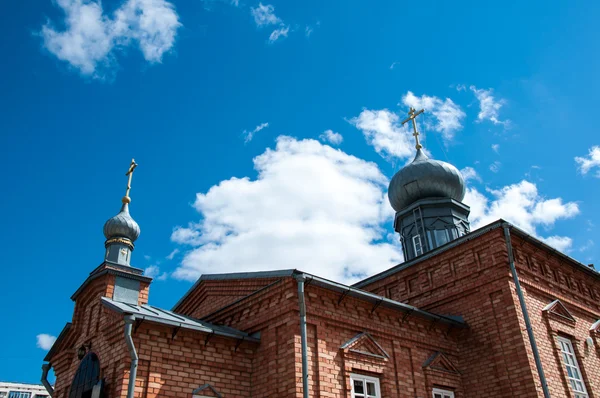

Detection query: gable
(422, 351), (460, 374)
(340, 332), (389, 359)
(543, 299), (576, 323)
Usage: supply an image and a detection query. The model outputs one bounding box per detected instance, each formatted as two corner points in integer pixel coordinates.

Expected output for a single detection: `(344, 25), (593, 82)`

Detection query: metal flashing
(101, 297), (259, 343)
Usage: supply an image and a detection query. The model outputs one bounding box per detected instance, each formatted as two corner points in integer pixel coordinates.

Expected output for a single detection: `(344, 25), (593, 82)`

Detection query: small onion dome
(103, 201), (140, 242)
(388, 148), (466, 212)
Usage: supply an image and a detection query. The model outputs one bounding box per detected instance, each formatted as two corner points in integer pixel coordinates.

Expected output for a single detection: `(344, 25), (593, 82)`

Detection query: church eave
(71, 264), (153, 301)
(43, 322), (72, 362)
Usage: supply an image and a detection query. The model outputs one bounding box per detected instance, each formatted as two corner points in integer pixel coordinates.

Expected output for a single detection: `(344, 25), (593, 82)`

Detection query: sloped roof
(101, 297), (259, 342)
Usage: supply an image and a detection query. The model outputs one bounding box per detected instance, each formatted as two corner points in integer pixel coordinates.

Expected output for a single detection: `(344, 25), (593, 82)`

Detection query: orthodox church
(42, 109), (600, 398)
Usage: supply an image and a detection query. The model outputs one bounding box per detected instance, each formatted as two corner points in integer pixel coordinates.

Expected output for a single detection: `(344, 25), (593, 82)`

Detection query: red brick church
(42, 111), (600, 398)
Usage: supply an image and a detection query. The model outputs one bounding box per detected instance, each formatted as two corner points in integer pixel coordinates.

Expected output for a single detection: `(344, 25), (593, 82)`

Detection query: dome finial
(122, 159), (138, 204)
(401, 107), (425, 150)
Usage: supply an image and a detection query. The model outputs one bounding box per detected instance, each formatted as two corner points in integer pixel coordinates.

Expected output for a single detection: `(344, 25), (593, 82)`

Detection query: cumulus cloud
(350, 109), (414, 160)
(37, 334), (57, 350)
(41, 0), (181, 78)
(469, 85), (508, 125)
(250, 3), (289, 42)
(171, 136), (402, 283)
(319, 129), (343, 145)
(464, 180), (579, 251)
(402, 91), (466, 142)
(575, 146), (600, 177)
(242, 122), (269, 143)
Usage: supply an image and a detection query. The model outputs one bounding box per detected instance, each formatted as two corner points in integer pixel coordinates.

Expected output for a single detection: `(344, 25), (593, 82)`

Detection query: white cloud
(242, 122), (269, 143)
(579, 239), (594, 252)
(166, 248), (180, 260)
(461, 167), (481, 183)
(492, 144), (499, 153)
(490, 161), (501, 173)
(36, 334), (57, 351)
(319, 129), (343, 145)
(575, 146), (600, 177)
(144, 265), (168, 280)
(268, 26), (289, 43)
(401, 91), (466, 142)
(171, 136), (402, 284)
(464, 180), (579, 251)
(251, 3), (281, 26)
(305, 26), (313, 37)
(469, 85), (508, 125)
(389, 61), (399, 70)
(41, 0), (181, 78)
(250, 3), (289, 43)
(350, 109), (414, 160)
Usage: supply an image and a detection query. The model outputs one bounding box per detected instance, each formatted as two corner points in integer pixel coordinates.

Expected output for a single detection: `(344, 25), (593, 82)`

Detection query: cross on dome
(401, 107), (425, 150)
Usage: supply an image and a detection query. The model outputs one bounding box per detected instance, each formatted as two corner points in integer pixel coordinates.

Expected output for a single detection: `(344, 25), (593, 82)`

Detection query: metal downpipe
(503, 224), (551, 398)
(295, 274), (309, 398)
(124, 315), (138, 398)
(41, 363), (54, 397)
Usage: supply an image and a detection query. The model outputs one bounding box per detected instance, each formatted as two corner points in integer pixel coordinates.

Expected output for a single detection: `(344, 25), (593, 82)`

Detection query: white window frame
(350, 373), (381, 398)
(432, 388), (455, 398)
(557, 336), (588, 398)
(413, 234), (423, 256)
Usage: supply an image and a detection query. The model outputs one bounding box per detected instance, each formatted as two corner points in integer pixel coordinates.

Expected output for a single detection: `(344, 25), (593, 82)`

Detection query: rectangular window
(557, 337), (588, 398)
(432, 388), (454, 398)
(8, 393), (31, 398)
(413, 234), (423, 256)
(350, 373), (381, 398)
(434, 229), (449, 247)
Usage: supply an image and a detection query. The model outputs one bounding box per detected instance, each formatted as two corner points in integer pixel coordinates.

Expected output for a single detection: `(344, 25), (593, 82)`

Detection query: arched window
(69, 352), (100, 398)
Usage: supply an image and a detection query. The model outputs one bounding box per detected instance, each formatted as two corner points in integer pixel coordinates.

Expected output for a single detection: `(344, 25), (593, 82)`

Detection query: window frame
(8, 393), (31, 398)
(412, 234), (423, 256)
(432, 387), (455, 398)
(350, 373), (381, 398)
(557, 336), (588, 398)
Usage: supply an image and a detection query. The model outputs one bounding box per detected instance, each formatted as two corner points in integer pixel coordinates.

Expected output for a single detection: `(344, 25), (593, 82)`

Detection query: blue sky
(1, 0), (600, 384)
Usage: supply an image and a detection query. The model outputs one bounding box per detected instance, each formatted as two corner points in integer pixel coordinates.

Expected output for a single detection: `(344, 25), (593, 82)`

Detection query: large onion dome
(103, 201), (140, 243)
(388, 148), (466, 212)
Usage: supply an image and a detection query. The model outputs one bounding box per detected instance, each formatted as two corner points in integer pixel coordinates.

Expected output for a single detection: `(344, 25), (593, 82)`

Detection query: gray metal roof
(103, 202), (140, 242)
(388, 148), (465, 211)
(101, 297), (259, 342)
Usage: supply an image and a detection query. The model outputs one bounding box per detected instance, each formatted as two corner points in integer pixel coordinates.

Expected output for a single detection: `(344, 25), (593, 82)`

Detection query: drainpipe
(124, 315), (138, 398)
(503, 224), (551, 398)
(295, 274), (309, 398)
(41, 363), (54, 397)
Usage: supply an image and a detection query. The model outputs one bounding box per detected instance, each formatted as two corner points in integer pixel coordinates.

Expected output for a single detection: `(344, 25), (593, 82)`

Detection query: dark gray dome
(103, 203), (140, 242)
(388, 149), (465, 211)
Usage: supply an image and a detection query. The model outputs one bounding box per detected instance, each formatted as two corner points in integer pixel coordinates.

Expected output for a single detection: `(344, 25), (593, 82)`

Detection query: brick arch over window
(69, 352), (100, 398)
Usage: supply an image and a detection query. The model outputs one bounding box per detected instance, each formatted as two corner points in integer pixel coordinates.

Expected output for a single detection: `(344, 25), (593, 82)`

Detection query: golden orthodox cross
(401, 107), (425, 150)
(123, 158), (138, 203)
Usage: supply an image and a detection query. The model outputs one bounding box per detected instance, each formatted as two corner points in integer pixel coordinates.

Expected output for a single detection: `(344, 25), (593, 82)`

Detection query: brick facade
(46, 222), (600, 397)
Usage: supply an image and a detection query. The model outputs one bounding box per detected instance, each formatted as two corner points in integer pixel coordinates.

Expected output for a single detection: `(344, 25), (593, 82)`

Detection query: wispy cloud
(144, 265), (168, 280)
(250, 3), (289, 42)
(319, 129), (343, 145)
(41, 0), (182, 78)
(461, 166), (481, 183)
(575, 146), (600, 177)
(350, 109), (414, 160)
(166, 248), (179, 260)
(242, 122), (269, 143)
(492, 144), (500, 153)
(490, 161), (501, 173)
(469, 85), (509, 125)
(37, 334), (57, 350)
